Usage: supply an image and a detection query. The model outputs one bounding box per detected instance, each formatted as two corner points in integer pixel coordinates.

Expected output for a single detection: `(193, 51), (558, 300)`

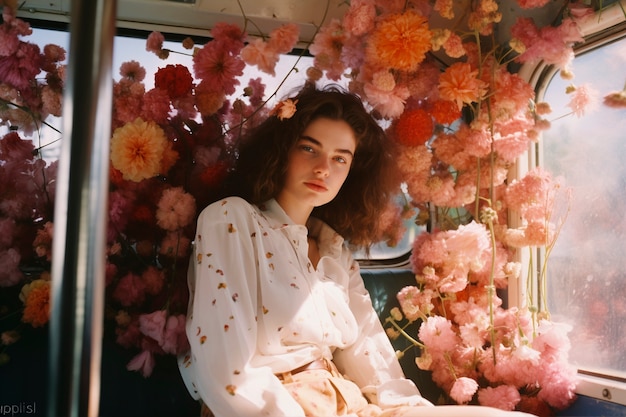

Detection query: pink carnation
(155, 187), (196, 231)
(342, 0), (376, 36)
(450, 377), (478, 404)
(267, 23), (300, 54)
(241, 38), (280, 76)
(478, 385), (521, 410)
(145, 31), (165, 55)
(418, 316), (459, 353)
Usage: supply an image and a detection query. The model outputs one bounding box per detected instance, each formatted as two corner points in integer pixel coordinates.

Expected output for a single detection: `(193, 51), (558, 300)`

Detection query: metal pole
(47, 0), (116, 415)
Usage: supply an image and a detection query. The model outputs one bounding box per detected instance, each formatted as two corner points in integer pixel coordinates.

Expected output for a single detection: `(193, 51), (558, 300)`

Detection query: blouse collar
(259, 199), (345, 259)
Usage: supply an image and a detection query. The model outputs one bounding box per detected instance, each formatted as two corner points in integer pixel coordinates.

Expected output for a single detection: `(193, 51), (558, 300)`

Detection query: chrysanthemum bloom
(193, 41), (245, 95)
(156, 187), (196, 231)
(110, 117), (169, 182)
(439, 62), (488, 110)
(394, 108), (434, 146)
(21, 279), (50, 327)
(365, 10), (432, 72)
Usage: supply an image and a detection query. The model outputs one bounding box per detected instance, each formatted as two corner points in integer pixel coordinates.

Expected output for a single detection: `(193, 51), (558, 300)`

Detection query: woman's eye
(334, 156), (347, 164)
(300, 145), (314, 153)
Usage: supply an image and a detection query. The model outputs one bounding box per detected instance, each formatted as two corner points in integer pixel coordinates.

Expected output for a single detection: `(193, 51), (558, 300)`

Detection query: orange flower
(21, 279), (51, 328)
(270, 98), (298, 120)
(366, 10), (432, 72)
(438, 62), (488, 110)
(110, 117), (169, 182)
(394, 108), (433, 147)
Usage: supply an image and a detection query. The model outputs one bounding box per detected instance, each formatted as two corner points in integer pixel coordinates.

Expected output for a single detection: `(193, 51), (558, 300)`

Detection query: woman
(178, 85), (535, 417)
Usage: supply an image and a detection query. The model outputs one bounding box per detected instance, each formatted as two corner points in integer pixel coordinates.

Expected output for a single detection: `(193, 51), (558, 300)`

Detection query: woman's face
(277, 117), (356, 219)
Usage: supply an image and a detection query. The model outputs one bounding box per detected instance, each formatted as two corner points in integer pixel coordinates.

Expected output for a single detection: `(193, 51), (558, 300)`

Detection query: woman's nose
(314, 157), (330, 177)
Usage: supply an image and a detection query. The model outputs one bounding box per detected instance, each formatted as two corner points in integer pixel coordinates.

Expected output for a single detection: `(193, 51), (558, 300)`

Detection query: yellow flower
(366, 10), (432, 73)
(110, 117), (168, 182)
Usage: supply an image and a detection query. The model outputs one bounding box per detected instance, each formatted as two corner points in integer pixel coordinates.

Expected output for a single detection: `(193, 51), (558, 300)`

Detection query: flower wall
(0, 0), (616, 415)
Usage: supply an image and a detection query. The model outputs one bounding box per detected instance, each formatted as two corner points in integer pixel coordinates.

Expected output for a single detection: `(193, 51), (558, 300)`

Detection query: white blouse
(178, 197), (431, 416)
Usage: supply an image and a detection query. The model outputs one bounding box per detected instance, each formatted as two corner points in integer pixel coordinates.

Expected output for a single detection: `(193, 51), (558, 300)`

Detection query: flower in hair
(270, 98), (298, 120)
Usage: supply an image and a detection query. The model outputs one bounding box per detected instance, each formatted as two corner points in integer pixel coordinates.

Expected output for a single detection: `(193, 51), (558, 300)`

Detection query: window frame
(515, 0), (626, 405)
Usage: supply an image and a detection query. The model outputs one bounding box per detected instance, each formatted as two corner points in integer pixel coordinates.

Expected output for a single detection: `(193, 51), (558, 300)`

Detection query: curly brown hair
(223, 83), (401, 249)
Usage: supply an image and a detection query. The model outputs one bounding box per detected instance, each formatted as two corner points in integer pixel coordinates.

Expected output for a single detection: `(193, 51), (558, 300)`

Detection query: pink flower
(0, 41), (42, 90)
(126, 349), (155, 377)
(241, 38), (280, 76)
(566, 83), (598, 117)
(267, 23), (300, 54)
(418, 316), (459, 353)
(397, 286), (435, 321)
(139, 310), (167, 346)
(155, 187), (197, 231)
(193, 41), (245, 95)
(309, 19), (346, 81)
(478, 385), (521, 410)
(161, 314), (189, 354)
(342, 0), (376, 36)
(119, 60), (146, 82)
(145, 31), (165, 55)
(449, 377), (478, 404)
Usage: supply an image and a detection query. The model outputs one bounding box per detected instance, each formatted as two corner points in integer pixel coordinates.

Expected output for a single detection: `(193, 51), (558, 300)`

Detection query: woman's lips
(304, 181), (328, 192)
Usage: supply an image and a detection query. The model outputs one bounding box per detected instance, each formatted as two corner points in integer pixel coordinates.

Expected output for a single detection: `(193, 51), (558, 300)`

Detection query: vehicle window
(8, 23), (418, 262)
(540, 33), (626, 379)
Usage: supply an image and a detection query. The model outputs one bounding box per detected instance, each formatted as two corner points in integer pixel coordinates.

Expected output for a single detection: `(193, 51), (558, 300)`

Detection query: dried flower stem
(385, 316), (425, 349)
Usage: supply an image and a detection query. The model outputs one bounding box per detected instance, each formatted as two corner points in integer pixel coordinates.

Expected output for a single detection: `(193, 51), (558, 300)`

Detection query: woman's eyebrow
(299, 135), (355, 158)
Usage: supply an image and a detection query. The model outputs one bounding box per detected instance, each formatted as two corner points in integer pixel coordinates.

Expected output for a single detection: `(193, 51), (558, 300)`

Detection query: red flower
(394, 108), (434, 147)
(154, 64), (193, 99)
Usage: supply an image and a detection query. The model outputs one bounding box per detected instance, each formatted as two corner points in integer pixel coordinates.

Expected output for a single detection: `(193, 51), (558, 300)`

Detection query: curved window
(530, 4), (626, 403)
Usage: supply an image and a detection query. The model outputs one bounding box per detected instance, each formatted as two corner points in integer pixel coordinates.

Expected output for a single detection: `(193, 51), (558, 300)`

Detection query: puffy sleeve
(331, 252), (434, 409)
(180, 198), (305, 417)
